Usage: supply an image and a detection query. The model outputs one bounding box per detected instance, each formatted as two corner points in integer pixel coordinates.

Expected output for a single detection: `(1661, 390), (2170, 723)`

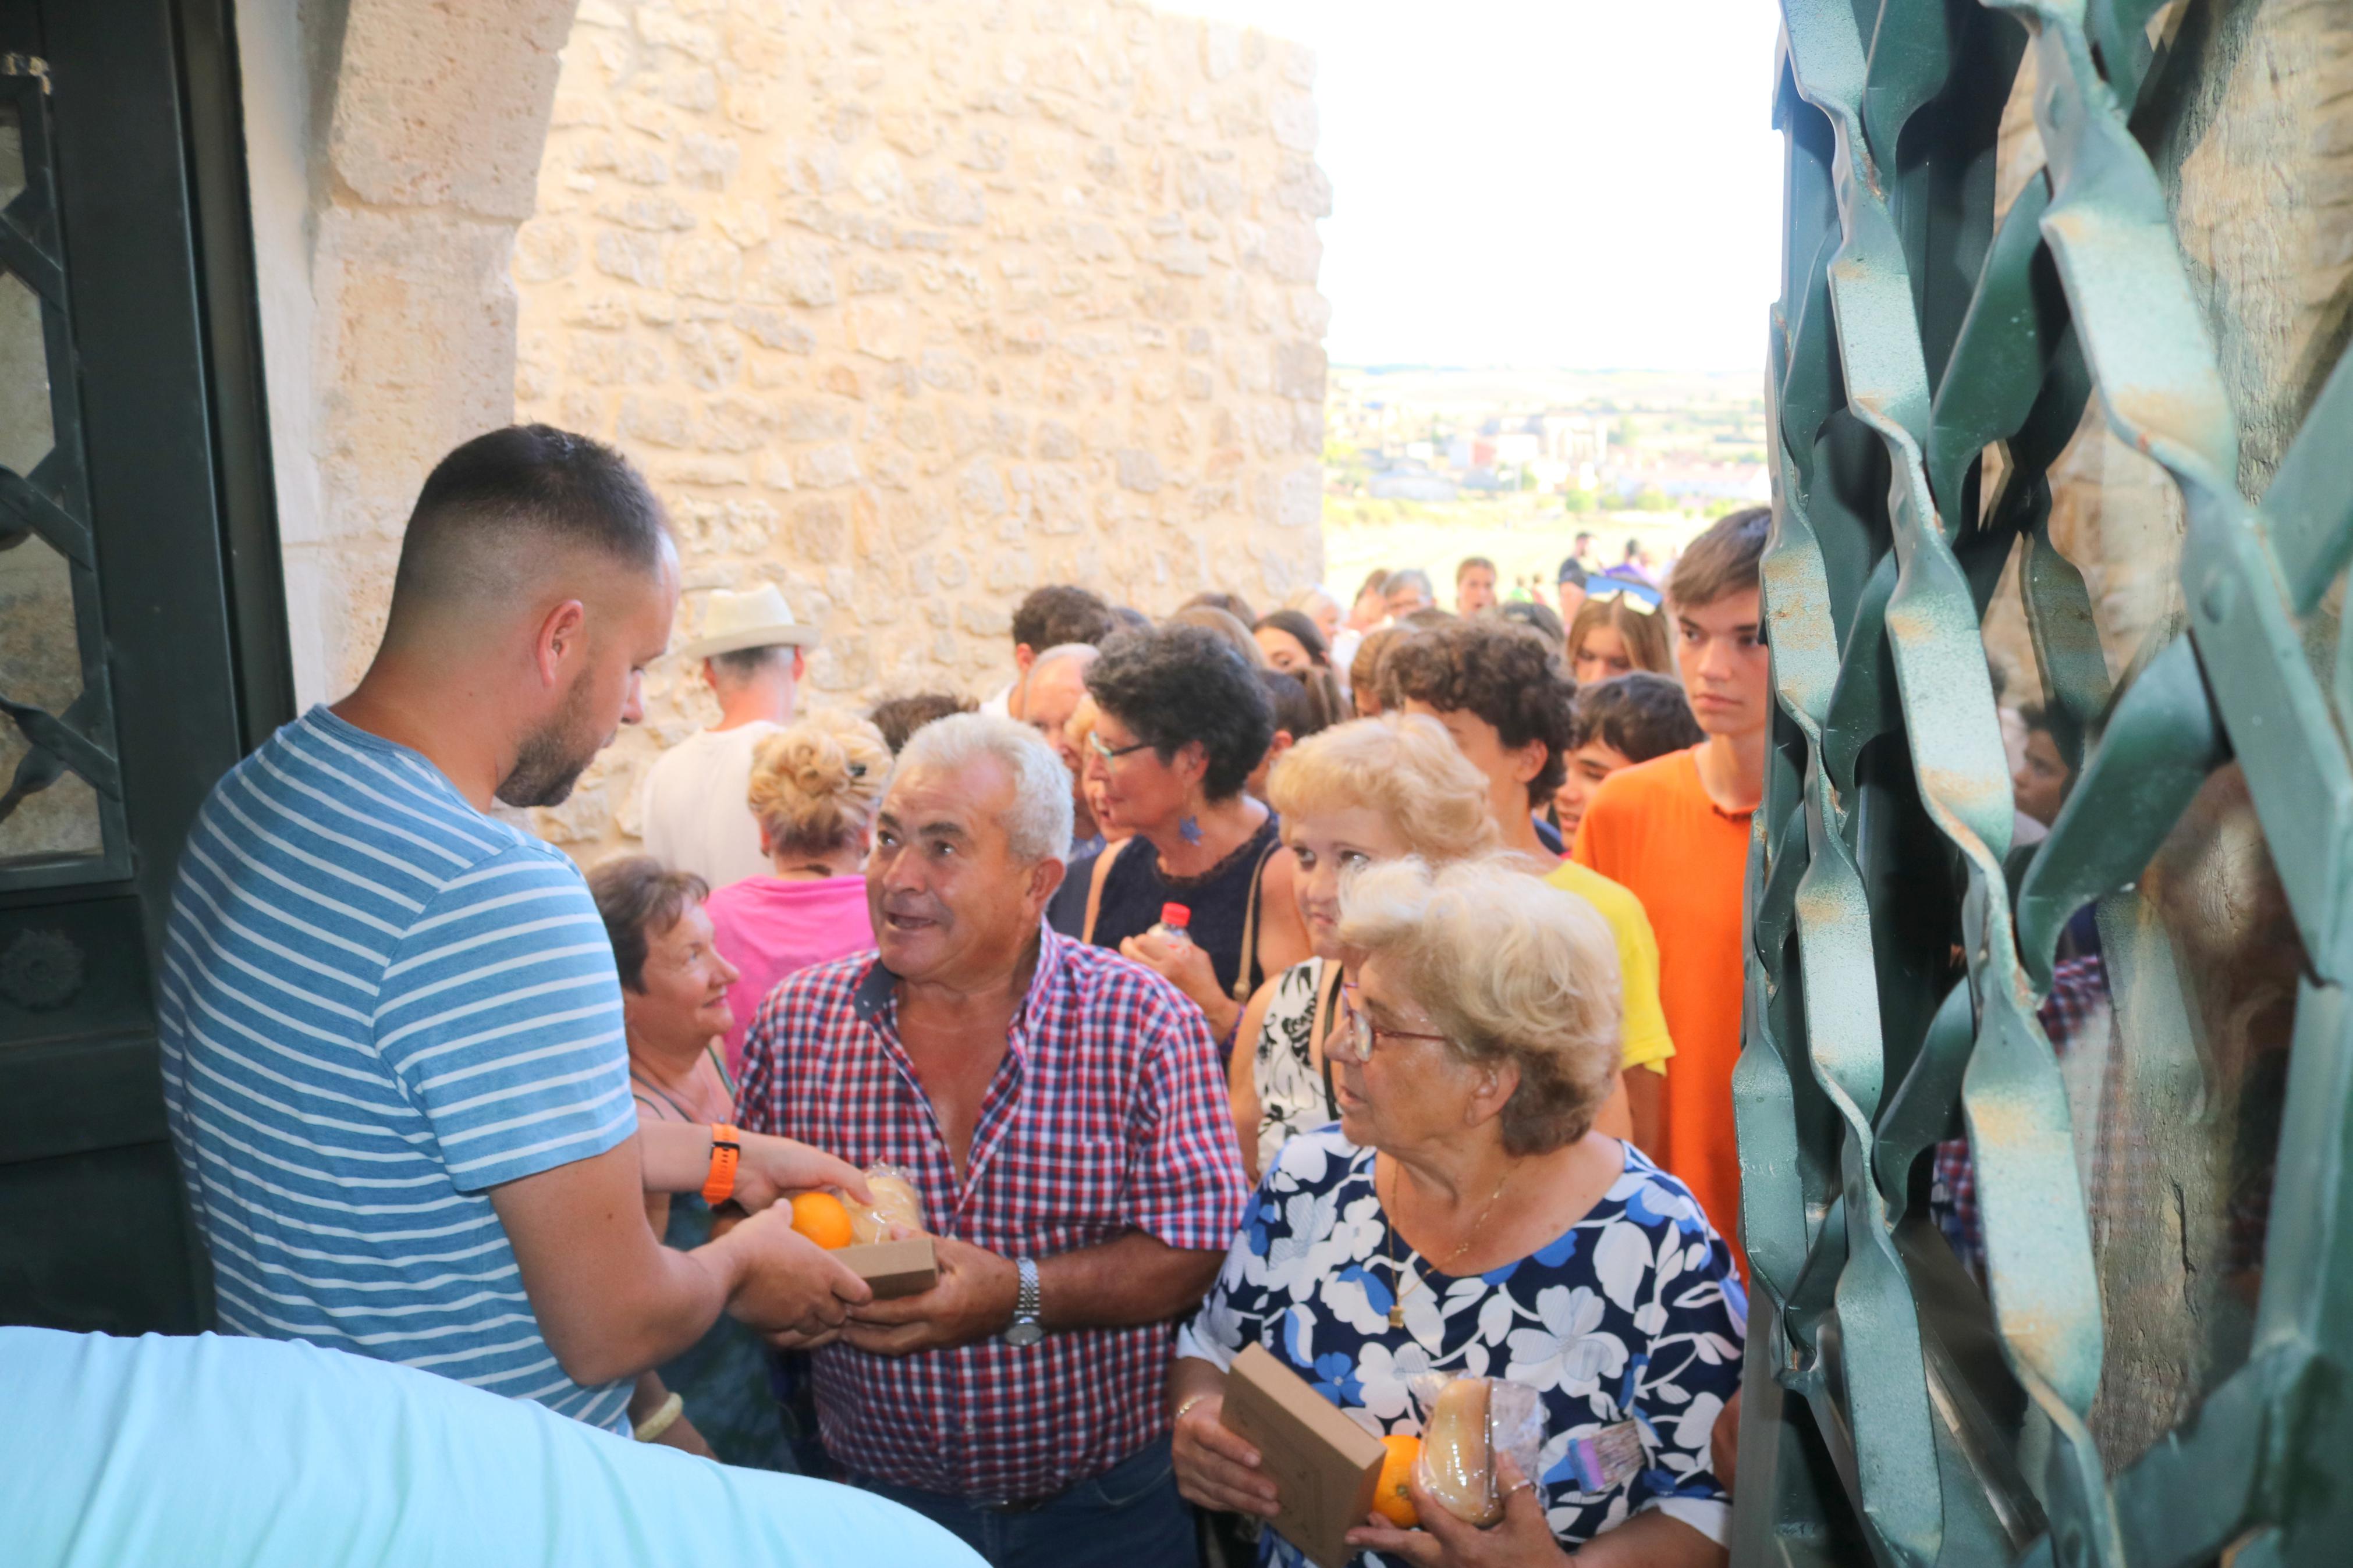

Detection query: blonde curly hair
(746, 709), (892, 861)
(1266, 714), (1501, 863)
(1336, 855), (1622, 1154)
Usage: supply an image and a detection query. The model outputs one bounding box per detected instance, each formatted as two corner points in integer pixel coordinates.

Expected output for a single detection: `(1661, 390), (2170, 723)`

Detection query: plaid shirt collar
(850, 919), (1070, 1041)
(846, 920), (1071, 1211)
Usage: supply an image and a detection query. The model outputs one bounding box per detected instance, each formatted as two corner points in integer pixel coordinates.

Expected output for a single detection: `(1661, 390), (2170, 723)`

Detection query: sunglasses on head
(1584, 579), (1662, 613)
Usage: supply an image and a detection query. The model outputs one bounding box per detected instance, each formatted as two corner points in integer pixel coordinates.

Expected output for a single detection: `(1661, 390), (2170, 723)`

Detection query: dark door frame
(0, 0), (289, 1334)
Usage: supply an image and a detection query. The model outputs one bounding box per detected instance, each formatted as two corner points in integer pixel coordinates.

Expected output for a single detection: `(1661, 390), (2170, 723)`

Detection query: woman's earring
(1179, 813), (1204, 845)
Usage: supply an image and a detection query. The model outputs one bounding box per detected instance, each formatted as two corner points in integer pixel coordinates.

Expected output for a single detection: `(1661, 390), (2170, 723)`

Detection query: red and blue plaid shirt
(737, 925), (1248, 1501)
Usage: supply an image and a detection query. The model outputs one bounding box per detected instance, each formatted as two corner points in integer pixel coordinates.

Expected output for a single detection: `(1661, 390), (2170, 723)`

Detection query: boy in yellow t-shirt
(1383, 623), (1676, 1154)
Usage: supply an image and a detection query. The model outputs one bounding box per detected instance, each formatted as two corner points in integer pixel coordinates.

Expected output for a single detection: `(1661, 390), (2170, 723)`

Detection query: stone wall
(505, 0), (1330, 853)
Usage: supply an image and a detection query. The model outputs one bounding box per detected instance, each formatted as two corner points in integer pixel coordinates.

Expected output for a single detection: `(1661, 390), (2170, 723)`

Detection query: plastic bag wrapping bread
(1406, 1373), (1545, 1525)
(848, 1162), (926, 1245)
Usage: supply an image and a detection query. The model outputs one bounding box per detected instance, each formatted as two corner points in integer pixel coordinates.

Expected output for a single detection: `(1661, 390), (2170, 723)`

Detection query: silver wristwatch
(1003, 1257), (1044, 1346)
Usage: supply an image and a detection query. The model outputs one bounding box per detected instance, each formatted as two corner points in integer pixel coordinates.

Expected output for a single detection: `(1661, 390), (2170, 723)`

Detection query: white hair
(1336, 855), (1620, 1153)
(892, 712), (1074, 864)
(1027, 642), (1101, 681)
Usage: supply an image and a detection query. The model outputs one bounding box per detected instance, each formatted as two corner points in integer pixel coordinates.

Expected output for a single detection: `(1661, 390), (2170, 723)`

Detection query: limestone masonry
(507, 0), (1330, 854)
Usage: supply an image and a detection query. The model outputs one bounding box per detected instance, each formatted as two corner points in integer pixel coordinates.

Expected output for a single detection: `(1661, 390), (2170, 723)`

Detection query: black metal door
(0, 0), (286, 1332)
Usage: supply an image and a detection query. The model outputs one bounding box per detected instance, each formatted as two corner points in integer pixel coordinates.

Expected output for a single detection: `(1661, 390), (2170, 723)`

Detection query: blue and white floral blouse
(1176, 1126), (1745, 1563)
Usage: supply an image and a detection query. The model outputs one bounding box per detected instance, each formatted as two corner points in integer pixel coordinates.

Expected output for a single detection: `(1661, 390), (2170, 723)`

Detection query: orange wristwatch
(702, 1123), (741, 1206)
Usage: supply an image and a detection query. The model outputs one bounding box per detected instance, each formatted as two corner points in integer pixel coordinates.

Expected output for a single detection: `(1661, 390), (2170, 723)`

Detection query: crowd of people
(157, 425), (1807, 1568)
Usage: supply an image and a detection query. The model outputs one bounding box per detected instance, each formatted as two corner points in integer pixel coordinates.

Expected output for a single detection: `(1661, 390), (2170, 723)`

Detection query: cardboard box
(836, 1236), (937, 1299)
(1220, 1342), (1387, 1568)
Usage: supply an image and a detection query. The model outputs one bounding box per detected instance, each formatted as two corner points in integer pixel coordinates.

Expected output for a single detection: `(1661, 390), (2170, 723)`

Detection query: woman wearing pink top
(704, 709), (888, 1074)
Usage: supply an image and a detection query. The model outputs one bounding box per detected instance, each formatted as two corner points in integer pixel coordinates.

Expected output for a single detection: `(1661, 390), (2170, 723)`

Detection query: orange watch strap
(702, 1123), (741, 1206)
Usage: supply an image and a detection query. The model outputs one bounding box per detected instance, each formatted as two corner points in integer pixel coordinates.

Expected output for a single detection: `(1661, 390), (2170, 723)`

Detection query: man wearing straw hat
(639, 584), (819, 887)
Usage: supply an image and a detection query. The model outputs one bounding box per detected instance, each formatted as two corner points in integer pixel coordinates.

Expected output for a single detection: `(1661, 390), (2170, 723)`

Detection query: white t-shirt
(981, 680), (1015, 717)
(637, 722), (780, 888)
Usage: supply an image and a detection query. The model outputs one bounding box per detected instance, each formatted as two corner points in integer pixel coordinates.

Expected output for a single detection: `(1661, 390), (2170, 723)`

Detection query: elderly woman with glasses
(1169, 857), (1741, 1568)
(1069, 624), (1312, 1044)
(1567, 581), (1673, 686)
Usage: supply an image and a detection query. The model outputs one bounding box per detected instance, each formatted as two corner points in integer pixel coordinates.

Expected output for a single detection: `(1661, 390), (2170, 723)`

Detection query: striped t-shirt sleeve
(372, 845), (637, 1192)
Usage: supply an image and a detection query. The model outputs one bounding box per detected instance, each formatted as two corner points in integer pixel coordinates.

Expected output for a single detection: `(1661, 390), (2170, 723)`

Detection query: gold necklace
(1381, 1157), (1514, 1329)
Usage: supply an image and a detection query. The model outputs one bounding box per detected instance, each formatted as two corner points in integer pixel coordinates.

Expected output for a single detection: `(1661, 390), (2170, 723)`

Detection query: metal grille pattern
(0, 58), (125, 890)
(1746, 3), (2353, 1564)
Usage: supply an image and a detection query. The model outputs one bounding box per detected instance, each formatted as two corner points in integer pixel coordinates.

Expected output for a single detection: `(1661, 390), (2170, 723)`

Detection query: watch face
(1004, 1320), (1044, 1347)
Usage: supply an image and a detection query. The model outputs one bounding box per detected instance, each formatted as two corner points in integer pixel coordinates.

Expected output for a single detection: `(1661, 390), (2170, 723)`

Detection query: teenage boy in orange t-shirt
(1572, 507), (1770, 1277)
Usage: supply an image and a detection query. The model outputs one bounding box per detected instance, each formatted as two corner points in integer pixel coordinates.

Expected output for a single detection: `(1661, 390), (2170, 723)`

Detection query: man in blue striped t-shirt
(160, 426), (874, 1435)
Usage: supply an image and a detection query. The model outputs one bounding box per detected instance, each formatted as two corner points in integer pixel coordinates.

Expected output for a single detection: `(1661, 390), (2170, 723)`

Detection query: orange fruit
(1374, 1434), (1422, 1527)
(789, 1190), (854, 1250)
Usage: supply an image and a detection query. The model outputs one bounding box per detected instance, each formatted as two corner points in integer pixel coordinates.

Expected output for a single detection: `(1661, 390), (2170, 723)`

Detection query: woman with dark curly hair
(1069, 624), (1312, 1043)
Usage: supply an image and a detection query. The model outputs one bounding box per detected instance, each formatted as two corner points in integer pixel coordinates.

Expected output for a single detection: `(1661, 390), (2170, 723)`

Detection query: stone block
(514, 219), (581, 281)
(796, 442), (862, 489)
(1270, 93), (1317, 154)
(330, 0), (575, 221)
(669, 236), (743, 300)
(595, 227), (665, 287)
(848, 299), (913, 360)
(750, 240), (838, 307)
(1116, 447), (1164, 493)
(790, 497), (850, 561)
(1273, 340), (1326, 401)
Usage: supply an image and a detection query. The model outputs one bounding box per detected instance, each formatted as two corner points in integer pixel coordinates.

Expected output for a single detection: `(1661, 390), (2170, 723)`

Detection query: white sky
(1167, 1), (1786, 372)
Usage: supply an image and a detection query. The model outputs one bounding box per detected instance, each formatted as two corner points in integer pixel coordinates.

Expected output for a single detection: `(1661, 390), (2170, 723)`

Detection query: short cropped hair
(1456, 556), (1495, 583)
(1012, 585), (1116, 652)
(1490, 600), (1564, 645)
(1337, 856), (1622, 1154)
(1385, 568), (1436, 607)
(588, 856), (709, 993)
(1350, 627), (1408, 709)
(1180, 589), (1260, 627)
(1167, 605), (1269, 669)
(709, 645), (790, 685)
(389, 425), (668, 629)
(1284, 585), (1341, 623)
(867, 691), (975, 755)
(1383, 620), (1577, 805)
(893, 712), (1073, 863)
(1669, 505), (1771, 610)
(1085, 624), (1275, 801)
(747, 709), (892, 859)
(1570, 671), (1703, 762)
(1269, 716), (1501, 863)
(1355, 568), (1392, 600)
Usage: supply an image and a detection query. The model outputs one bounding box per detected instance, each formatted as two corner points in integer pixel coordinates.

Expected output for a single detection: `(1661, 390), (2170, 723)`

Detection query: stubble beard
(497, 669), (602, 809)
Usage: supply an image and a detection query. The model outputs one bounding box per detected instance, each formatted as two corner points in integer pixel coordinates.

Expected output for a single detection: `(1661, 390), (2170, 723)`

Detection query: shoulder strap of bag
(1233, 834), (1282, 1002)
(1081, 835), (1130, 945)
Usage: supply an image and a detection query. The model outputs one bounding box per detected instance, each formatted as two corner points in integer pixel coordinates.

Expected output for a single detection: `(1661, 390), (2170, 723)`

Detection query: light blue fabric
(0, 1329), (983, 1568)
(157, 706), (638, 1429)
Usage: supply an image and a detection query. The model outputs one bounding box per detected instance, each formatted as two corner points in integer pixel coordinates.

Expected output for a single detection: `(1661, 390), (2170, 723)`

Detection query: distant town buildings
(1323, 367), (1769, 513)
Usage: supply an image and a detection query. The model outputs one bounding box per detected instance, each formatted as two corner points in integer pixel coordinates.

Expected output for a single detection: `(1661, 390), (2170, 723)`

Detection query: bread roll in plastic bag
(1406, 1373), (1545, 1525)
(849, 1162), (927, 1245)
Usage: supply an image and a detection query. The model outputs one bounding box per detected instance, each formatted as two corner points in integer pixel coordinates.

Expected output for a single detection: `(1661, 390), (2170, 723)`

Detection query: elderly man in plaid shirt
(739, 713), (1248, 1567)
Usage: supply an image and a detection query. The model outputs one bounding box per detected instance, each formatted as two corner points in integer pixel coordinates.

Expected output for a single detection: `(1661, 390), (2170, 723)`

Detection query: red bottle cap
(1159, 902), (1191, 927)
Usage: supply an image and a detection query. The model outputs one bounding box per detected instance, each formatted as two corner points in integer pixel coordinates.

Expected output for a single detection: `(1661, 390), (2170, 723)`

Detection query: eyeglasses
(1086, 731), (1154, 763)
(1333, 983), (1451, 1064)
(1584, 579), (1662, 614)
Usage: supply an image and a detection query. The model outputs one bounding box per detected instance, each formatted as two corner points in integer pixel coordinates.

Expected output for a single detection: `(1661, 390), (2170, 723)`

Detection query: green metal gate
(1738, 2), (2353, 1563)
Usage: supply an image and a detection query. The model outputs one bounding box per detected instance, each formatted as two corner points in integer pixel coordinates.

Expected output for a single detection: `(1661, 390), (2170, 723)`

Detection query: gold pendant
(1388, 1304), (1404, 1329)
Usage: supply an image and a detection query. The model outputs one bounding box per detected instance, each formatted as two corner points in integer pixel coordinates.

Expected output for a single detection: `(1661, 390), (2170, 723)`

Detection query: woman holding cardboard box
(1168, 856), (1741, 1567)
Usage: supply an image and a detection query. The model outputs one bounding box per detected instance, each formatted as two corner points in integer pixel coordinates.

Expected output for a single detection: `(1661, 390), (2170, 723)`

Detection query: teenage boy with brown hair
(1571, 506), (1770, 1274)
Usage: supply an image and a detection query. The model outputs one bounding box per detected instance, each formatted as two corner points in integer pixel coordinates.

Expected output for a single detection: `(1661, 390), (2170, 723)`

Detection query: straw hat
(677, 585), (819, 659)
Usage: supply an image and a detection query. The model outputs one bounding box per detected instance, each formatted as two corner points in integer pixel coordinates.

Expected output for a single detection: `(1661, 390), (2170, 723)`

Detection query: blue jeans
(847, 1437), (1193, 1568)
